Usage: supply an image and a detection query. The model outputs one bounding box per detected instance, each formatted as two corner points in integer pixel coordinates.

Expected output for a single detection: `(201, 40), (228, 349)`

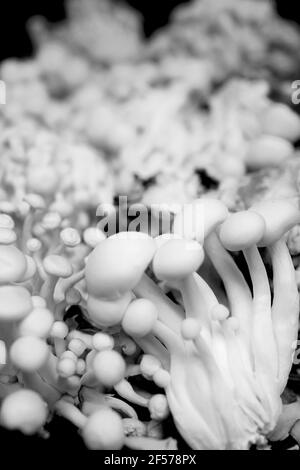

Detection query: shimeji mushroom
(0, 389), (48, 435)
(85, 232), (156, 327)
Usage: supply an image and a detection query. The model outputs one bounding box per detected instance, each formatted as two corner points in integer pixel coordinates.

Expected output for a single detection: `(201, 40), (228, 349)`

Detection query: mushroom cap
(83, 227), (106, 248)
(260, 104), (300, 142)
(173, 198), (228, 243)
(82, 408), (124, 450)
(85, 232), (156, 298)
(92, 332), (114, 351)
(18, 307), (54, 338)
(0, 228), (17, 245)
(0, 389), (48, 435)
(152, 238), (204, 282)
(86, 292), (132, 328)
(148, 394), (169, 421)
(10, 336), (49, 372)
(0, 214), (15, 229)
(92, 350), (126, 388)
(122, 298), (158, 338)
(0, 245), (27, 284)
(219, 211), (266, 251)
(0, 286), (33, 322)
(249, 200), (300, 246)
(60, 228), (81, 247)
(43, 254), (73, 278)
(245, 135), (293, 171)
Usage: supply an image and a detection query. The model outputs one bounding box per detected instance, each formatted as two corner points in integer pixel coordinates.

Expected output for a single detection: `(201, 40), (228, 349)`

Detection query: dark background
(0, 0), (300, 452)
(0, 0), (300, 61)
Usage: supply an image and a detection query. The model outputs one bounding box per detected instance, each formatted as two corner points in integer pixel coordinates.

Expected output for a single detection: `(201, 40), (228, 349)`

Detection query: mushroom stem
(21, 371), (61, 407)
(243, 245), (279, 409)
(176, 273), (216, 338)
(134, 335), (170, 369)
(104, 397), (138, 420)
(269, 239), (299, 392)
(114, 379), (149, 407)
(204, 232), (253, 350)
(55, 399), (87, 428)
(133, 274), (184, 332)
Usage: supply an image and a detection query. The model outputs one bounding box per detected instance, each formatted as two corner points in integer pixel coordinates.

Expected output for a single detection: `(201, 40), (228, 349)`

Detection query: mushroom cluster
(1, 193), (299, 450)
(1, 0), (300, 211)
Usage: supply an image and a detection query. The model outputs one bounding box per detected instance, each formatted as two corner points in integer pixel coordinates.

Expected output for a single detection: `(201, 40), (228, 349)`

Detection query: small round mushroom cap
(0, 389), (48, 435)
(87, 292), (132, 328)
(0, 214), (15, 229)
(249, 200), (300, 246)
(122, 299), (158, 338)
(219, 211), (266, 251)
(81, 408), (124, 450)
(41, 212), (62, 231)
(10, 336), (49, 372)
(245, 135), (293, 171)
(0, 228), (17, 245)
(57, 357), (77, 378)
(85, 233), (156, 298)
(181, 318), (201, 340)
(153, 369), (171, 389)
(26, 238), (42, 253)
(152, 238), (204, 282)
(260, 104), (300, 142)
(173, 198), (228, 243)
(0, 245), (27, 284)
(83, 227), (106, 248)
(92, 332), (115, 351)
(60, 228), (81, 247)
(18, 307), (54, 338)
(148, 394), (169, 421)
(140, 355), (161, 379)
(23, 194), (46, 211)
(93, 350), (126, 387)
(0, 286), (33, 322)
(43, 254), (73, 278)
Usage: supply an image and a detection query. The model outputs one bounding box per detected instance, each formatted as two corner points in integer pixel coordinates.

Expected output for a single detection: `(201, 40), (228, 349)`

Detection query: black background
(0, 0), (300, 452)
(0, 0), (300, 61)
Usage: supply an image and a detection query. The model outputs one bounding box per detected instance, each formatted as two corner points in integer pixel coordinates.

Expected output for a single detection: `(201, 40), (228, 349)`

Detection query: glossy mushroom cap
(152, 238), (204, 282)
(85, 232), (156, 298)
(0, 245), (27, 284)
(173, 198), (228, 243)
(81, 408), (124, 450)
(10, 336), (49, 372)
(249, 200), (300, 246)
(219, 211), (266, 251)
(0, 389), (48, 435)
(43, 254), (73, 278)
(0, 286), (33, 322)
(86, 292), (132, 328)
(122, 298), (158, 338)
(260, 104), (300, 142)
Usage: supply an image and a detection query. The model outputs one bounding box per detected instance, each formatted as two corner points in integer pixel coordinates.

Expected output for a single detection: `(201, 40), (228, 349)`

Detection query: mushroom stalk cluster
(83, 198), (300, 449)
